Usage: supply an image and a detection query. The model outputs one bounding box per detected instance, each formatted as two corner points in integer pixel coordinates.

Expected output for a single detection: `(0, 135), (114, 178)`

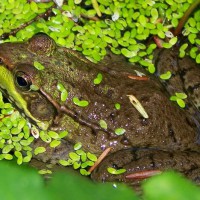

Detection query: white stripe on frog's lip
(0, 65), (50, 130)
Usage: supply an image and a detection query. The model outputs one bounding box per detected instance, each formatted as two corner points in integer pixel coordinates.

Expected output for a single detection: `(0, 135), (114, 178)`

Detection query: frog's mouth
(0, 64), (51, 130)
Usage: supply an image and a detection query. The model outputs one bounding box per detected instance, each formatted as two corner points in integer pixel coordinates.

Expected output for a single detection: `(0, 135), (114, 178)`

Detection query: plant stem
(174, 0), (200, 36)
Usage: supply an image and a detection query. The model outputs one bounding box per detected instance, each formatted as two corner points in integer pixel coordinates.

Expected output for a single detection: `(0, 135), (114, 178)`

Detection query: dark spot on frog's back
(187, 83), (200, 94)
(141, 118), (149, 126)
(140, 95), (150, 102)
(167, 123), (177, 143)
(106, 89), (114, 98)
(120, 135), (131, 145)
(54, 60), (62, 66)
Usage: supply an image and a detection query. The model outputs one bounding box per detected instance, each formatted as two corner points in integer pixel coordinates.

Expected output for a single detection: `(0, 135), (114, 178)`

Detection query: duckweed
(69, 152), (80, 161)
(176, 98), (186, 108)
(59, 159), (71, 166)
(0, 90), (68, 168)
(73, 97), (89, 107)
(59, 130), (68, 138)
(48, 131), (59, 139)
(34, 146), (46, 155)
(74, 142), (82, 150)
(80, 169), (91, 176)
(107, 167), (126, 175)
(170, 92), (187, 108)
(160, 71), (172, 80)
(50, 139), (61, 148)
(175, 92), (187, 99)
(33, 61), (45, 70)
(114, 128), (126, 136)
(87, 152), (97, 162)
(58, 145), (98, 176)
(196, 54), (200, 64)
(99, 119), (107, 130)
(115, 103), (121, 110)
(30, 84), (39, 91)
(93, 73), (103, 85)
(1, 0), (199, 73)
(57, 83), (68, 102)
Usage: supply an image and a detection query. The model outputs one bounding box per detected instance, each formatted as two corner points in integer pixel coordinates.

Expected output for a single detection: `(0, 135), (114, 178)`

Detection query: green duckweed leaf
(114, 128), (126, 135)
(190, 47), (198, 59)
(99, 119), (107, 129)
(177, 98), (186, 108)
(73, 97), (89, 107)
(69, 152), (80, 161)
(50, 140), (61, 148)
(179, 50), (186, 58)
(80, 168), (90, 176)
(48, 131), (59, 139)
(4, 154), (13, 160)
(33, 61), (45, 70)
(107, 167), (126, 175)
(30, 1), (38, 12)
(93, 73), (103, 85)
(59, 130), (68, 138)
(30, 84), (39, 91)
(74, 142), (82, 150)
(162, 42), (172, 49)
(180, 43), (188, 51)
(160, 71), (172, 80)
(23, 155), (32, 163)
(73, 161), (81, 169)
(175, 93), (187, 99)
(169, 37), (177, 45)
(121, 48), (137, 58)
(34, 147), (46, 155)
(2, 144), (14, 154)
(115, 103), (121, 110)
(57, 83), (65, 92)
(196, 54), (200, 64)
(87, 152), (97, 162)
(61, 90), (68, 102)
(59, 159), (71, 166)
(170, 96), (178, 101)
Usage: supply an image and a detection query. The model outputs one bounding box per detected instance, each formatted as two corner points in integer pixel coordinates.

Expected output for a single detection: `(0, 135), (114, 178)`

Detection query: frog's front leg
(91, 148), (200, 186)
(31, 138), (74, 164)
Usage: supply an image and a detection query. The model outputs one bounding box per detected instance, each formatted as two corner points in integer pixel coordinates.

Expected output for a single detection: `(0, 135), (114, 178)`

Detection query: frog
(0, 33), (200, 186)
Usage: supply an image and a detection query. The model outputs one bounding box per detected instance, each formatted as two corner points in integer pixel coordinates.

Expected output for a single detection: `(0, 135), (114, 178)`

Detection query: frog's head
(0, 34), (58, 130)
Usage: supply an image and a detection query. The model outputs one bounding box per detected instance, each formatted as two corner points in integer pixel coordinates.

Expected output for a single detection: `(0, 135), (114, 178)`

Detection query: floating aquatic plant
(0, 0), (199, 71)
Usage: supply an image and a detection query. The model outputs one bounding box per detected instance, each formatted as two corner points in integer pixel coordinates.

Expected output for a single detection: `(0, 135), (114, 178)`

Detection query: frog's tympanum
(0, 34), (200, 186)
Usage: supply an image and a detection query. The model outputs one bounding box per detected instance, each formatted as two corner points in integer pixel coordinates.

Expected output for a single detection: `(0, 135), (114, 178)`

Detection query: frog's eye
(15, 71), (32, 91)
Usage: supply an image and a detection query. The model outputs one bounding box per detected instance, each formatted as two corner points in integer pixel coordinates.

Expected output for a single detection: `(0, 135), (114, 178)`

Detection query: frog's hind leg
(91, 148), (200, 187)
